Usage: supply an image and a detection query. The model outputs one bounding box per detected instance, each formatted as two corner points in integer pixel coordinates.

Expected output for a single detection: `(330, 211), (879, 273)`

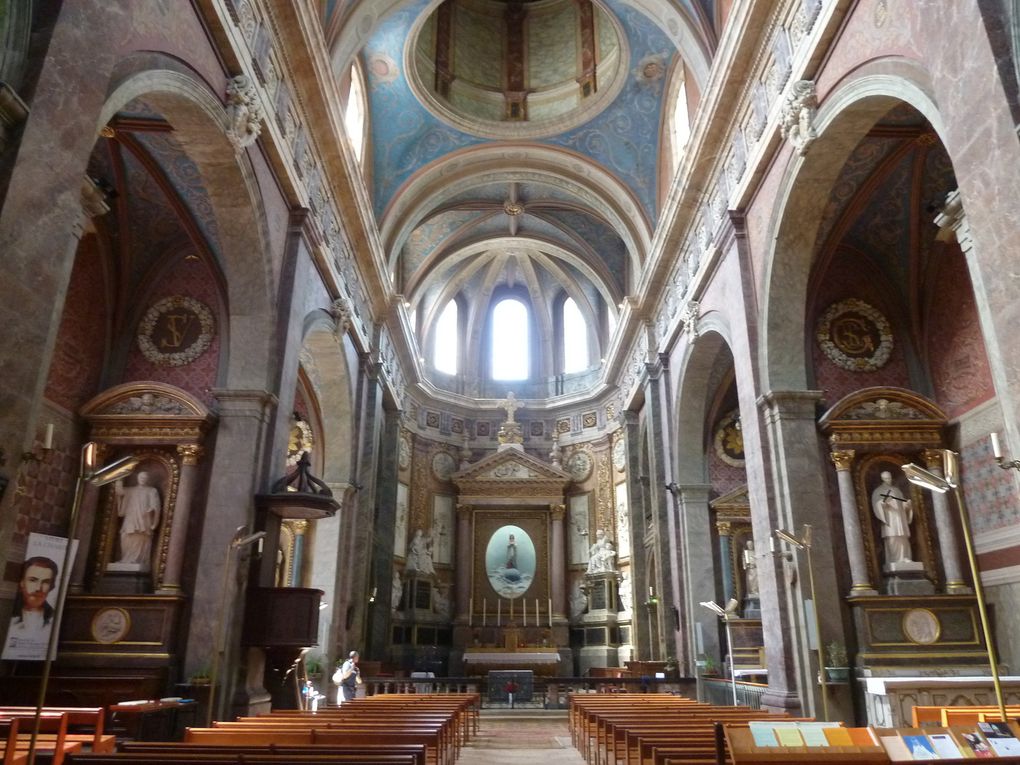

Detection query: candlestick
(469, 596), (473, 627)
(43, 423), (53, 450)
(483, 598), (486, 627)
(992, 432), (1002, 460)
(510, 596), (513, 621)
(548, 597), (552, 627)
(523, 599), (526, 627)
(497, 598), (501, 627)
(535, 598), (539, 626)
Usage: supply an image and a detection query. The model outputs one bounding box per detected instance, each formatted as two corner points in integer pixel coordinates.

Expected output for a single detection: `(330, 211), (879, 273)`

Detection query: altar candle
(523, 600), (526, 627)
(648, 586), (654, 598)
(43, 423), (53, 450)
(497, 598), (501, 627)
(535, 599), (539, 625)
(483, 598), (487, 627)
(510, 596), (514, 620)
(548, 598), (552, 627)
(992, 432), (1003, 459)
(469, 597), (473, 627)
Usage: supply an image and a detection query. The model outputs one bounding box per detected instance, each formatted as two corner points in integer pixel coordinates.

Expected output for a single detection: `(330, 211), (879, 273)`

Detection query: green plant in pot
(700, 656), (719, 676)
(824, 641), (850, 683)
(304, 654), (324, 678)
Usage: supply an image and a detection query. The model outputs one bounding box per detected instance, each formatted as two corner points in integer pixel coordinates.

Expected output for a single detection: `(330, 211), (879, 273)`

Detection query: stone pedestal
(883, 561), (934, 595)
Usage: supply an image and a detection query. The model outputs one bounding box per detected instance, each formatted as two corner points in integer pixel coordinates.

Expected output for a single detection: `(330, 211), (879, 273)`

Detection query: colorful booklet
(881, 734), (913, 761)
(978, 721), (1020, 755)
(748, 721), (779, 747)
(902, 734), (939, 760)
(823, 727), (853, 746)
(774, 726), (805, 747)
(952, 728), (994, 758)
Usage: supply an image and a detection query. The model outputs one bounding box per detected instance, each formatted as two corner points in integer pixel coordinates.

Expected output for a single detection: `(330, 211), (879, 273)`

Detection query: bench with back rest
(0, 706), (112, 754)
(909, 704), (1020, 727)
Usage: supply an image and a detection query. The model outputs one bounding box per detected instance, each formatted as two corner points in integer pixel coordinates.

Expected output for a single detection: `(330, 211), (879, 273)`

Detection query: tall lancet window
(344, 63), (367, 163)
(434, 299), (458, 374)
(562, 297), (588, 373)
(491, 299), (529, 380)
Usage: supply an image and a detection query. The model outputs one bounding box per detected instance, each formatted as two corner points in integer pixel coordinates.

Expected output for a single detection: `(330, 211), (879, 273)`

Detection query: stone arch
(760, 58), (944, 393)
(299, 311), (357, 486)
(98, 65), (275, 391)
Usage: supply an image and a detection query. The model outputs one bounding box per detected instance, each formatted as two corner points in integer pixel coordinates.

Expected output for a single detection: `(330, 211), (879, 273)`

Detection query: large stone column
(550, 503), (566, 620)
(679, 484), (721, 664)
(755, 390), (847, 719)
(455, 504), (472, 623)
(923, 448), (970, 594)
(157, 444), (204, 594)
(830, 449), (877, 596)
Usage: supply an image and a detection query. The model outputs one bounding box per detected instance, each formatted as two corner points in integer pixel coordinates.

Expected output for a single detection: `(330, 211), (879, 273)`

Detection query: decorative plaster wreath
(137, 295), (215, 367)
(815, 298), (893, 372)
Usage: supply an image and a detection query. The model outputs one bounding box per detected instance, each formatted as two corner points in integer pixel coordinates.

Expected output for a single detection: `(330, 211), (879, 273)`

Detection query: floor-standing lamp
(902, 451), (1006, 721)
(207, 526), (267, 725)
(27, 443), (139, 765)
(774, 525), (828, 721)
(700, 599), (739, 705)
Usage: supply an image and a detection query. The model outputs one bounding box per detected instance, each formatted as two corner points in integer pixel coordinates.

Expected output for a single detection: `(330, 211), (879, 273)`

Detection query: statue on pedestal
(871, 471), (914, 566)
(586, 529), (617, 574)
(112, 471), (161, 571)
(405, 528), (436, 576)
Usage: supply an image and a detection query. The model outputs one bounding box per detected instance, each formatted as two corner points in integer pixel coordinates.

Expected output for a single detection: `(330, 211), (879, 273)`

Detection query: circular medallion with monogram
(566, 450), (593, 482)
(815, 299), (893, 372)
(137, 296), (215, 367)
(713, 410), (745, 467)
(91, 607), (131, 644)
(431, 451), (456, 481)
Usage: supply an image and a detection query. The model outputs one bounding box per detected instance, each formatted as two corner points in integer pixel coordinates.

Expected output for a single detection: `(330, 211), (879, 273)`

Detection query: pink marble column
(550, 504), (566, 621)
(157, 444), (204, 594)
(830, 450), (877, 596)
(923, 449), (970, 594)
(455, 503), (472, 622)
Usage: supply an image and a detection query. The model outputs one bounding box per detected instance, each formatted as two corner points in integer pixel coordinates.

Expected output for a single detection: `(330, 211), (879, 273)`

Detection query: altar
(462, 649), (561, 676)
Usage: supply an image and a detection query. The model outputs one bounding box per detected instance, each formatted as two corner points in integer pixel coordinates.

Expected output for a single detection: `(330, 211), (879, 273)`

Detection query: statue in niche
(618, 571), (633, 613)
(113, 471), (161, 570)
(586, 529), (617, 574)
(871, 470), (914, 565)
(432, 584), (451, 618)
(742, 539), (759, 596)
(391, 570), (403, 611)
(405, 528), (436, 576)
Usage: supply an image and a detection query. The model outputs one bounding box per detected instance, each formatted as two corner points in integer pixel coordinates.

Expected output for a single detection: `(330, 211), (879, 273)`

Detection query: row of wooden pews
(569, 693), (806, 765)
(65, 692), (479, 765)
(0, 706), (112, 765)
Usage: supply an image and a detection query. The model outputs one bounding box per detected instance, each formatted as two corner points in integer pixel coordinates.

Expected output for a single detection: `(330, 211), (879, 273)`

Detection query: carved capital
(780, 80), (818, 156)
(176, 444), (205, 465)
(330, 297), (353, 333)
(934, 189), (973, 252)
(829, 449), (856, 471)
(225, 74), (264, 150)
(550, 503), (565, 520)
(717, 521), (732, 536)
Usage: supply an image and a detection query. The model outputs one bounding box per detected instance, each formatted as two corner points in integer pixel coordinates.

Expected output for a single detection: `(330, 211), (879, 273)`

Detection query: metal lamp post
(700, 599), (739, 705)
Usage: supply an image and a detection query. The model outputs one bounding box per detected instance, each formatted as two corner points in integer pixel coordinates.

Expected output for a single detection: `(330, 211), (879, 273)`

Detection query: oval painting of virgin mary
(485, 525), (535, 599)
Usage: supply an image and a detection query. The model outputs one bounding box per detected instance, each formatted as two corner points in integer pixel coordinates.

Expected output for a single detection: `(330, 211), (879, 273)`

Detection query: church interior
(4, 0), (1020, 753)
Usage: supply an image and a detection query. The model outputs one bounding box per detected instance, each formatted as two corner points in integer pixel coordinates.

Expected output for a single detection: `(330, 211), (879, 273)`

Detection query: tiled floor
(458, 710), (585, 764)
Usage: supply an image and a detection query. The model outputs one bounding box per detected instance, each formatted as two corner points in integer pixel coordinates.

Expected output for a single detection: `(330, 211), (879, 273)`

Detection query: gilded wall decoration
(137, 296), (215, 367)
(815, 299), (893, 372)
(713, 410), (745, 467)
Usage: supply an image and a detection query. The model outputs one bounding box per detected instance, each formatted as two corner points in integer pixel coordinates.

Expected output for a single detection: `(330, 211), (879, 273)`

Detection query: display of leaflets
(747, 721), (779, 747)
(927, 733), (962, 759)
(881, 735), (914, 761)
(952, 728), (994, 758)
(902, 734), (939, 760)
(823, 727), (853, 746)
(977, 722), (1020, 755)
(797, 722), (842, 747)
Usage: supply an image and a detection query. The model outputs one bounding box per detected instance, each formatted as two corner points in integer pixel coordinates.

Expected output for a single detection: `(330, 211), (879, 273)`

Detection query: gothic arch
(760, 58), (944, 393)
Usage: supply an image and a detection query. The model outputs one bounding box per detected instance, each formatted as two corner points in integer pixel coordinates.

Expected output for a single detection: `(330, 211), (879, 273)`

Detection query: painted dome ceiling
(328, 0), (717, 398)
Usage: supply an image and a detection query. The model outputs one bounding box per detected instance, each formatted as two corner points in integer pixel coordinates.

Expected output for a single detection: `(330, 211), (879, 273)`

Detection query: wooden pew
(119, 741), (427, 765)
(1, 713), (81, 765)
(0, 706), (113, 753)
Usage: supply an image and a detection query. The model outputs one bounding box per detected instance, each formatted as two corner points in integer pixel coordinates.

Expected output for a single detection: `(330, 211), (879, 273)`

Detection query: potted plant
(303, 653), (324, 680)
(824, 641), (850, 683)
(188, 667), (211, 686)
(699, 656), (719, 677)
(664, 655), (679, 680)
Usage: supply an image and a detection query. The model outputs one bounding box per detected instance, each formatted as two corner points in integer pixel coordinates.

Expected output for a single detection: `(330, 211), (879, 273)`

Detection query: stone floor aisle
(457, 710), (585, 765)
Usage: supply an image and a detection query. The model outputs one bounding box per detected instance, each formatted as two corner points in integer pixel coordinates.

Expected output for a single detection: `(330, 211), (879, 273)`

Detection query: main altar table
(462, 650), (561, 676)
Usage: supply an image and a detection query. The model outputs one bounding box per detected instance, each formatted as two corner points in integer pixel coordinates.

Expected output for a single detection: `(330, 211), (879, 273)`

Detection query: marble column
(923, 449), (971, 594)
(550, 504), (566, 620)
(157, 444), (204, 594)
(455, 504), (472, 623)
(830, 450), (877, 596)
(718, 522), (736, 605)
(679, 484), (720, 665)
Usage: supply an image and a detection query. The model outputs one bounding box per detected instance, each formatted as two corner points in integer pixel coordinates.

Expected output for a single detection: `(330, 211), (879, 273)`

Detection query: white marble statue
(391, 570), (403, 611)
(114, 471), (161, 569)
(405, 528), (436, 576)
(742, 539), (759, 596)
(586, 529), (617, 574)
(569, 579), (588, 619)
(871, 470), (914, 565)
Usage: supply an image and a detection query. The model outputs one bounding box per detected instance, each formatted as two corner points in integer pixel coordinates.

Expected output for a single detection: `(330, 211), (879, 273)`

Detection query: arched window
(562, 297), (588, 373)
(491, 299), (529, 380)
(344, 62), (367, 163)
(434, 299), (458, 374)
(670, 72), (691, 167)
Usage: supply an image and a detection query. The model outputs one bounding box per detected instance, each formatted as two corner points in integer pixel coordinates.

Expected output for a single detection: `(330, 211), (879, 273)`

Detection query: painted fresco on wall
(569, 494), (590, 565)
(394, 483), (409, 558)
(485, 524), (535, 599)
(432, 494), (454, 564)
